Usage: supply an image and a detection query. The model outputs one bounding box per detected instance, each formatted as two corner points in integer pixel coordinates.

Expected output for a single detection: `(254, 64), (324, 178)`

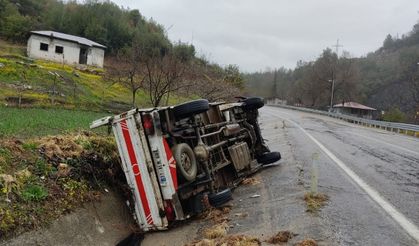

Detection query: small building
(266, 97), (287, 105)
(332, 101), (376, 119)
(27, 31), (106, 68)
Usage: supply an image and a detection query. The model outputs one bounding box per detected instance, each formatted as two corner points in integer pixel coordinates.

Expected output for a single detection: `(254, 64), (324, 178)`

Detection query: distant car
(90, 97), (281, 231)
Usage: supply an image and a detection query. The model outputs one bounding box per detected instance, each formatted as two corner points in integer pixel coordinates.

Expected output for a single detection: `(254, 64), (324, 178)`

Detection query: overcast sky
(113, 0), (419, 72)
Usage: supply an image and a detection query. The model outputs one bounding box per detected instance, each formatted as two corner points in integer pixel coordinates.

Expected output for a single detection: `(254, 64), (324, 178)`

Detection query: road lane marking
(266, 111), (419, 243)
(263, 107), (419, 156)
(265, 106), (419, 144)
(348, 132), (419, 156)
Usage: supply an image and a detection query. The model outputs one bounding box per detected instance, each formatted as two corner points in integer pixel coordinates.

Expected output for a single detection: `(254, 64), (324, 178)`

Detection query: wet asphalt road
(262, 106), (419, 245)
(142, 106), (419, 246)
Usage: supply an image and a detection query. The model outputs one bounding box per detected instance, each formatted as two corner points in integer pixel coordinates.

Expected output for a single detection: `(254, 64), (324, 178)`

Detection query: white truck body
(91, 109), (181, 231)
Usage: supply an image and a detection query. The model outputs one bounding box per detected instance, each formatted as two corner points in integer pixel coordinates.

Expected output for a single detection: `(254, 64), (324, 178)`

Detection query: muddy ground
(2, 191), (134, 246)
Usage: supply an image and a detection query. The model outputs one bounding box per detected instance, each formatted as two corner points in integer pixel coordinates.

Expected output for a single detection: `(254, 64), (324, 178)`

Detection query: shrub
(21, 184), (48, 202)
(382, 108), (406, 123)
(22, 142), (38, 151)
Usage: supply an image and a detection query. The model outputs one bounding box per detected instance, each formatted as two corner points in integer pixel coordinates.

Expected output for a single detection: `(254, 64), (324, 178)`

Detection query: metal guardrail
(268, 104), (419, 136)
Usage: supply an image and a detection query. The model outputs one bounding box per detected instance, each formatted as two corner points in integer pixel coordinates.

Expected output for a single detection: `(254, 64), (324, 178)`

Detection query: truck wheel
(241, 97), (264, 111)
(208, 188), (232, 207)
(257, 151), (281, 165)
(173, 99), (209, 119)
(172, 143), (198, 181)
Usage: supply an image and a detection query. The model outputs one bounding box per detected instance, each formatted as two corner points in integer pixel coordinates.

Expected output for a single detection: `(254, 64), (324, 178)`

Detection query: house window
(40, 43), (48, 51)
(55, 46), (64, 54)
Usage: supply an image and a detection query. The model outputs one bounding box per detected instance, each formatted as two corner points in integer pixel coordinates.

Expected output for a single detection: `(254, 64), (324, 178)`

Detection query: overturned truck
(90, 97), (281, 232)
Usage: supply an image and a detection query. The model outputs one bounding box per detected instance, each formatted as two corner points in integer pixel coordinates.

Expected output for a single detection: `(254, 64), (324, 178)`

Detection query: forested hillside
(245, 21), (419, 123)
(0, 0), (167, 53)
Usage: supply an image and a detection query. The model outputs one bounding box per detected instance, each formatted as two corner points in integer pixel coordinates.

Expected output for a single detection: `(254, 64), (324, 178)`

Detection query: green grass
(0, 107), (108, 138)
(0, 55), (133, 110)
(0, 45), (147, 110)
(0, 39), (26, 57)
(21, 184), (48, 202)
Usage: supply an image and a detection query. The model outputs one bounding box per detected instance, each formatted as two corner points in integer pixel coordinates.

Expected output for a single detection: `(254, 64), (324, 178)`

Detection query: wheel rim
(181, 153), (192, 173)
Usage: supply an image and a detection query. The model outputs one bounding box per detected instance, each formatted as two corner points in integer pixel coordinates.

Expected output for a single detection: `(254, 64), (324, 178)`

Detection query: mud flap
(116, 233), (144, 246)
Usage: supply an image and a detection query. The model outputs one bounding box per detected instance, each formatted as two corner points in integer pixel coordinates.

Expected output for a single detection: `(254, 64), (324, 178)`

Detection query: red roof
(333, 102), (376, 110)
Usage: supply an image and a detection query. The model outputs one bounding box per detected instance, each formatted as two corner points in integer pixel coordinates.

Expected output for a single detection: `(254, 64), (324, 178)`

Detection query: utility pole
(329, 39), (342, 111)
(332, 39), (343, 57)
(328, 79), (335, 112)
(273, 69), (278, 98)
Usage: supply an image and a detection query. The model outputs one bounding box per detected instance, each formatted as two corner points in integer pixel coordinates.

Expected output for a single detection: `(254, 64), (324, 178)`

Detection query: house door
(79, 48), (88, 65)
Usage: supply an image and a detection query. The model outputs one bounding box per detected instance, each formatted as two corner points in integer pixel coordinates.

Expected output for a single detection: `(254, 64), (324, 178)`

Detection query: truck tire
(173, 99), (209, 119)
(241, 97), (264, 111)
(257, 151), (281, 165)
(208, 188), (232, 207)
(172, 143), (198, 181)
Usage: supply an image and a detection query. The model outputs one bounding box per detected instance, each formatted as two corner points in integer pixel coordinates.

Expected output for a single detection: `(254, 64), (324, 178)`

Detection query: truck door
(112, 112), (168, 231)
(142, 110), (184, 220)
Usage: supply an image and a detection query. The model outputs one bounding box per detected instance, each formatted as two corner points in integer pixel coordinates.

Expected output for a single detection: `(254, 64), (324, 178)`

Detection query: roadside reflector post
(310, 152), (319, 194)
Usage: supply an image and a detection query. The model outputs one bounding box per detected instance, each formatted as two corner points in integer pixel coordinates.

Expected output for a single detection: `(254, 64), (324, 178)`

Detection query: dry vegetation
(295, 238), (318, 246)
(265, 230), (297, 244)
(0, 133), (128, 238)
(190, 204), (317, 246)
(201, 206), (232, 224)
(241, 177), (261, 186)
(303, 192), (329, 213)
(187, 233), (261, 246)
(202, 222), (229, 239)
(187, 205), (261, 246)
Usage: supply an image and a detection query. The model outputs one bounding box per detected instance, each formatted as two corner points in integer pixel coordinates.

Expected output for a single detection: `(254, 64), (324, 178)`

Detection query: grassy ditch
(0, 133), (127, 239)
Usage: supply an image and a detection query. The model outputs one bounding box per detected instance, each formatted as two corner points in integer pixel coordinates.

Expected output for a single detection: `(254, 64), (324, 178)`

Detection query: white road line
(264, 107), (419, 156)
(266, 111), (419, 243)
(265, 106), (419, 144)
(348, 132), (419, 156)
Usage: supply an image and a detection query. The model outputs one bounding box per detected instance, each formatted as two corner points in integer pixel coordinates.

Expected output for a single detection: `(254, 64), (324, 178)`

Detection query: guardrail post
(311, 153), (319, 194)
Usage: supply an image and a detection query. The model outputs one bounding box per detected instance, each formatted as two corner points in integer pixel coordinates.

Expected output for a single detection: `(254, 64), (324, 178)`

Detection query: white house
(332, 101), (377, 119)
(27, 31), (106, 68)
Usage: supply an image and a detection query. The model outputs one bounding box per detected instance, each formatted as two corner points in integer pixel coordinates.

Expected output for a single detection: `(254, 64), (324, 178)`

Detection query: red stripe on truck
(163, 138), (178, 190)
(120, 119), (154, 225)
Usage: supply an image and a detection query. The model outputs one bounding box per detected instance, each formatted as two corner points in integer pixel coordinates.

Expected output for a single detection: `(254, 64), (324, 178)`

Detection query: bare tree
(302, 49), (358, 107)
(191, 62), (242, 102)
(47, 71), (63, 105)
(142, 42), (195, 107)
(398, 49), (419, 121)
(17, 70), (29, 108)
(334, 52), (359, 102)
(105, 46), (145, 108)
